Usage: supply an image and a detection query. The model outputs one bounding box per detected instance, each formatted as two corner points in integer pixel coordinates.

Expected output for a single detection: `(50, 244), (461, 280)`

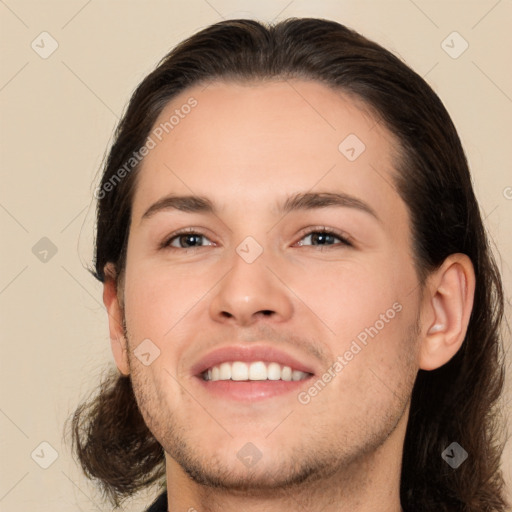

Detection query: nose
(208, 244), (294, 327)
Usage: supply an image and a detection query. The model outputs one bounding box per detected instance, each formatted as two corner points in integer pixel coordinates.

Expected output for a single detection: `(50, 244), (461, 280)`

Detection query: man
(68, 18), (509, 511)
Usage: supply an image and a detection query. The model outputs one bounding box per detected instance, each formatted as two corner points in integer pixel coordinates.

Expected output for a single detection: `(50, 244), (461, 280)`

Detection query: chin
(166, 439), (341, 493)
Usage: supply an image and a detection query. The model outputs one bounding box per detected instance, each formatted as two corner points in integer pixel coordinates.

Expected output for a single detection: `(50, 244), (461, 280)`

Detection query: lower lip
(195, 376), (313, 401)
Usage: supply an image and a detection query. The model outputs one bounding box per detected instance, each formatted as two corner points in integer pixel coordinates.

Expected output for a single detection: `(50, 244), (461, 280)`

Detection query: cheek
(291, 259), (404, 339)
(288, 251), (419, 378)
(123, 258), (206, 344)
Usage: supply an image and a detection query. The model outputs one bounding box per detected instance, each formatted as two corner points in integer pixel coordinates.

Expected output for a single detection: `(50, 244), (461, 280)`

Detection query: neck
(163, 409), (407, 512)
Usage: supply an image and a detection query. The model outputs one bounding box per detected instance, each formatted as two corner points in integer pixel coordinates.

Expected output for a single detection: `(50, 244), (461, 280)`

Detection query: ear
(419, 253), (476, 371)
(102, 263), (130, 376)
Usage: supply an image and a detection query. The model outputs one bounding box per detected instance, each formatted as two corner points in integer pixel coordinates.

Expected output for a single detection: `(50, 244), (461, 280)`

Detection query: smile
(202, 361), (311, 382)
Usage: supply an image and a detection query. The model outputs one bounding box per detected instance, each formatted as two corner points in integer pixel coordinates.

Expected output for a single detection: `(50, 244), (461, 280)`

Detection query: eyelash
(160, 226), (353, 251)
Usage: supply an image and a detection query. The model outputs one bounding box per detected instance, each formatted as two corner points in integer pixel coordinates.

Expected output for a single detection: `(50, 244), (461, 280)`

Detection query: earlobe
(419, 254), (475, 371)
(102, 263), (130, 376)
(110, 335), (130, 376)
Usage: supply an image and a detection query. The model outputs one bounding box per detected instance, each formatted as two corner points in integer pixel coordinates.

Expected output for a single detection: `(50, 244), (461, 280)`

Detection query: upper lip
(190, 344), (318, 377)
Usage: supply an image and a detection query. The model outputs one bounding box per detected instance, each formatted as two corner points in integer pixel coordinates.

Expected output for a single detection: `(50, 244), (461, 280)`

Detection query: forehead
(131, 79), (406, 228)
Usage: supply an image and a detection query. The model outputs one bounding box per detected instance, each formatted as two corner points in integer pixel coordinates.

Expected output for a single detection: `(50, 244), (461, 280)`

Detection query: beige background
(0, 1), (511, 510)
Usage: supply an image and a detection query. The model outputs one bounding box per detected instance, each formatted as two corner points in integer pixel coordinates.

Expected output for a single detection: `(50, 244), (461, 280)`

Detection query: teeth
(267, 362), (281, 380)
(203, 361), (310, 382)
(219, 362), (231, 380)
(232, 361), (249, 381)
(248, 361), (267, 380)
(281, 366), (292, 381)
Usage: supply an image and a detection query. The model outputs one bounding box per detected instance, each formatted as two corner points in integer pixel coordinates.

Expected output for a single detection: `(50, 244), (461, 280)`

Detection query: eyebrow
(140, 191), (380, 224)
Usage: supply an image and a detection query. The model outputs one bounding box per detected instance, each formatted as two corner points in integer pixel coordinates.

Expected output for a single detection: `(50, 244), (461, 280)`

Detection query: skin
(103, 80), (475, 512)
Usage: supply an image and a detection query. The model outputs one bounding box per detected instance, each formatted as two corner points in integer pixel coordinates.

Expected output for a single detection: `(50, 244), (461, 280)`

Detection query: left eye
(296, 229), (352, 247)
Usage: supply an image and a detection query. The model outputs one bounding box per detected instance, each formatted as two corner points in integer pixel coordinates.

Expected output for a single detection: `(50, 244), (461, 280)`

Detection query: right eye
(162, 229), (215, 250)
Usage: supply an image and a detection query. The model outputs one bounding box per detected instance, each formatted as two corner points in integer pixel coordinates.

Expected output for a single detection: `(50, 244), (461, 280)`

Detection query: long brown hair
(64, 18), (510, 510)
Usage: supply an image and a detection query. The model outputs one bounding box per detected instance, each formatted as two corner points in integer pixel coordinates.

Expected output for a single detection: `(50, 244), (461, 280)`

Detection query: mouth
(201, 361), (312, 382)
(191, 345), (317, 401)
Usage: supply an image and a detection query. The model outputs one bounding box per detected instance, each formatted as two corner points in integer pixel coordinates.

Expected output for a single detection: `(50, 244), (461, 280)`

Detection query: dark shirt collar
(145, 491), (168, 512)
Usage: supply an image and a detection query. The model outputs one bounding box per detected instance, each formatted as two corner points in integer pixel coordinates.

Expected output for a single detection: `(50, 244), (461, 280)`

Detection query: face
(114, 80), (423, 490)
